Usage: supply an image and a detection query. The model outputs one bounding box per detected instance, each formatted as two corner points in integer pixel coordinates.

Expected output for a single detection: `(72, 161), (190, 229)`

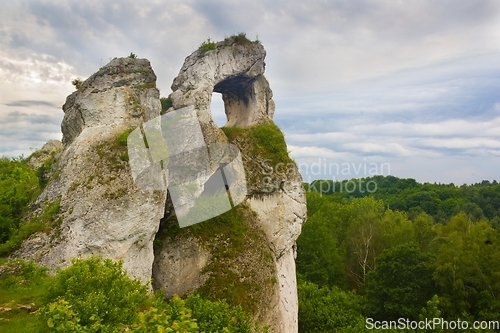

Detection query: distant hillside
(308, 175), (500, 224)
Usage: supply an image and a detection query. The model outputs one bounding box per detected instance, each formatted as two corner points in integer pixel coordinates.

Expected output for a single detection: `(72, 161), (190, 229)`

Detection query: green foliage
(39, 257), (202, 332)
(299, 178), (500, 329)
(297, 195), (419, 290)
(160, 97), (173, 115)
(132, 295), (199, 333)
(134, 82), (156, 89)
(222, 123), (294, 191)
(308, 175), (500, 223)
(412, 212), (437, 252)
(72, 78), (83, 90)
(43, 299), (84, 332)
(198, 37), (216, 55)
(128, 52), (137, 59)
(0, 259), (48, 288)
(365, 244), (435, 320)
(198, 33), (259, 57)
(0, 157), (41, 243)
(36, 150), (58, 188)
(41, 257), (150, 331)
(0, 260), (50, 332)
(432, 212), (500, 319)
(0, 221), (47, 257)
(185, 294), (265, 333)
(224, 32), (254, 45)
(246, 123), (293, 165)
(1, 257), (267, 332)
(419, 295), (443, 333)
(115, 128), (133, 147)
(221, 126), (245, 141)
(0, 158), (59, 257)
(296, 192), (347, 287)
(298, 279), (367, 333)
(92, 128), (133, 170)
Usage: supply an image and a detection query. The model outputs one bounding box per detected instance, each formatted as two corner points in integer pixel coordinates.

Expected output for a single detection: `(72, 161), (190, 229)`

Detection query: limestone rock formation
(153, 35), (306, 333)
(14, 57), (166, 284)
(169, 36), (275, 142)
(14, 36), (306, 333)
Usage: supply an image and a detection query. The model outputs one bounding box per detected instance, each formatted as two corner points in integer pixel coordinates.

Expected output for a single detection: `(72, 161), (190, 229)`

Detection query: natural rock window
(210, 92), (226, 127)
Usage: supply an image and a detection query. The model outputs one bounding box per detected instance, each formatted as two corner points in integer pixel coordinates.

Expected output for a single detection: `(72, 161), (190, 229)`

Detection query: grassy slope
(0, 260), (51, 332)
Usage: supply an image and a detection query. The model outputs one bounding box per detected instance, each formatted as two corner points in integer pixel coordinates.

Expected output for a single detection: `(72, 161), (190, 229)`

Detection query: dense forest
(297, 176), (500, 332)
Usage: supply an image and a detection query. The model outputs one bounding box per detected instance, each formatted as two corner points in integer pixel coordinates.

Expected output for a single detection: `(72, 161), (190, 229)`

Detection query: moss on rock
(155, 204), (276, 317)
(222, 122), (297, 194)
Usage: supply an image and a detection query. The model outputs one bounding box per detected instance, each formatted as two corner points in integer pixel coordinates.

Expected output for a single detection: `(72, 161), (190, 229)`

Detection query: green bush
(0, 157), (41, 244)
(0, 259), (48, 285)
(72, 78), (83, 90)
(223, 32), (258, 46)
(185, 293), (268, 333)
(298, 279), (367, 333)
(0, 157), (46, 256)
(132, 297), (198, 333)
(36, 151), (58, 188)
(39, 257), (266, 332)
(41, 257), (150, 332)
(198, 38), (216, 55)
(0, 200), (61, 257)
(0, 222), (47, 257)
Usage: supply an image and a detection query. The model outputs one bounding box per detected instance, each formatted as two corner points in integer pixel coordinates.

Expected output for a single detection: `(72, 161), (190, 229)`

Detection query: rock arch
(168, 37), (275, 130)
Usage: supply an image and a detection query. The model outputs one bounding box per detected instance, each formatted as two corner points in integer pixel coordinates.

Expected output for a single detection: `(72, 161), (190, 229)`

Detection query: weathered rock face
(27, 140), (62, 170)
(153, 36), (307, 333)
(15, 38), (306, 333)
(14, 58), (166, 284)
(169, 37), (275, 132)
(61, 58), (159, 145)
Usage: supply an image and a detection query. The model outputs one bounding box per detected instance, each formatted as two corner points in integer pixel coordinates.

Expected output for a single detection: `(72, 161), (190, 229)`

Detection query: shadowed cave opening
(211, 74), (256, 128)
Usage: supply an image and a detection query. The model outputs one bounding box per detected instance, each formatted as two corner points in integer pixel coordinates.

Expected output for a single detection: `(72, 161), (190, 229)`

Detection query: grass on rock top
(198, 33), (260, 56)
(221, 122), (296, 192)
(222, 122), (293, 167)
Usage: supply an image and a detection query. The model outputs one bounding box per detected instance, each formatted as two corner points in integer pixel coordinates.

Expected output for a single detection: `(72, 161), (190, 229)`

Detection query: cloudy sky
(1, 0), (499, 185)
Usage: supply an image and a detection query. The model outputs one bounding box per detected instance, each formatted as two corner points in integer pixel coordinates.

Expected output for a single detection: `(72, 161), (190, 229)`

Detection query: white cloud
(288, 145), (349, 160)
